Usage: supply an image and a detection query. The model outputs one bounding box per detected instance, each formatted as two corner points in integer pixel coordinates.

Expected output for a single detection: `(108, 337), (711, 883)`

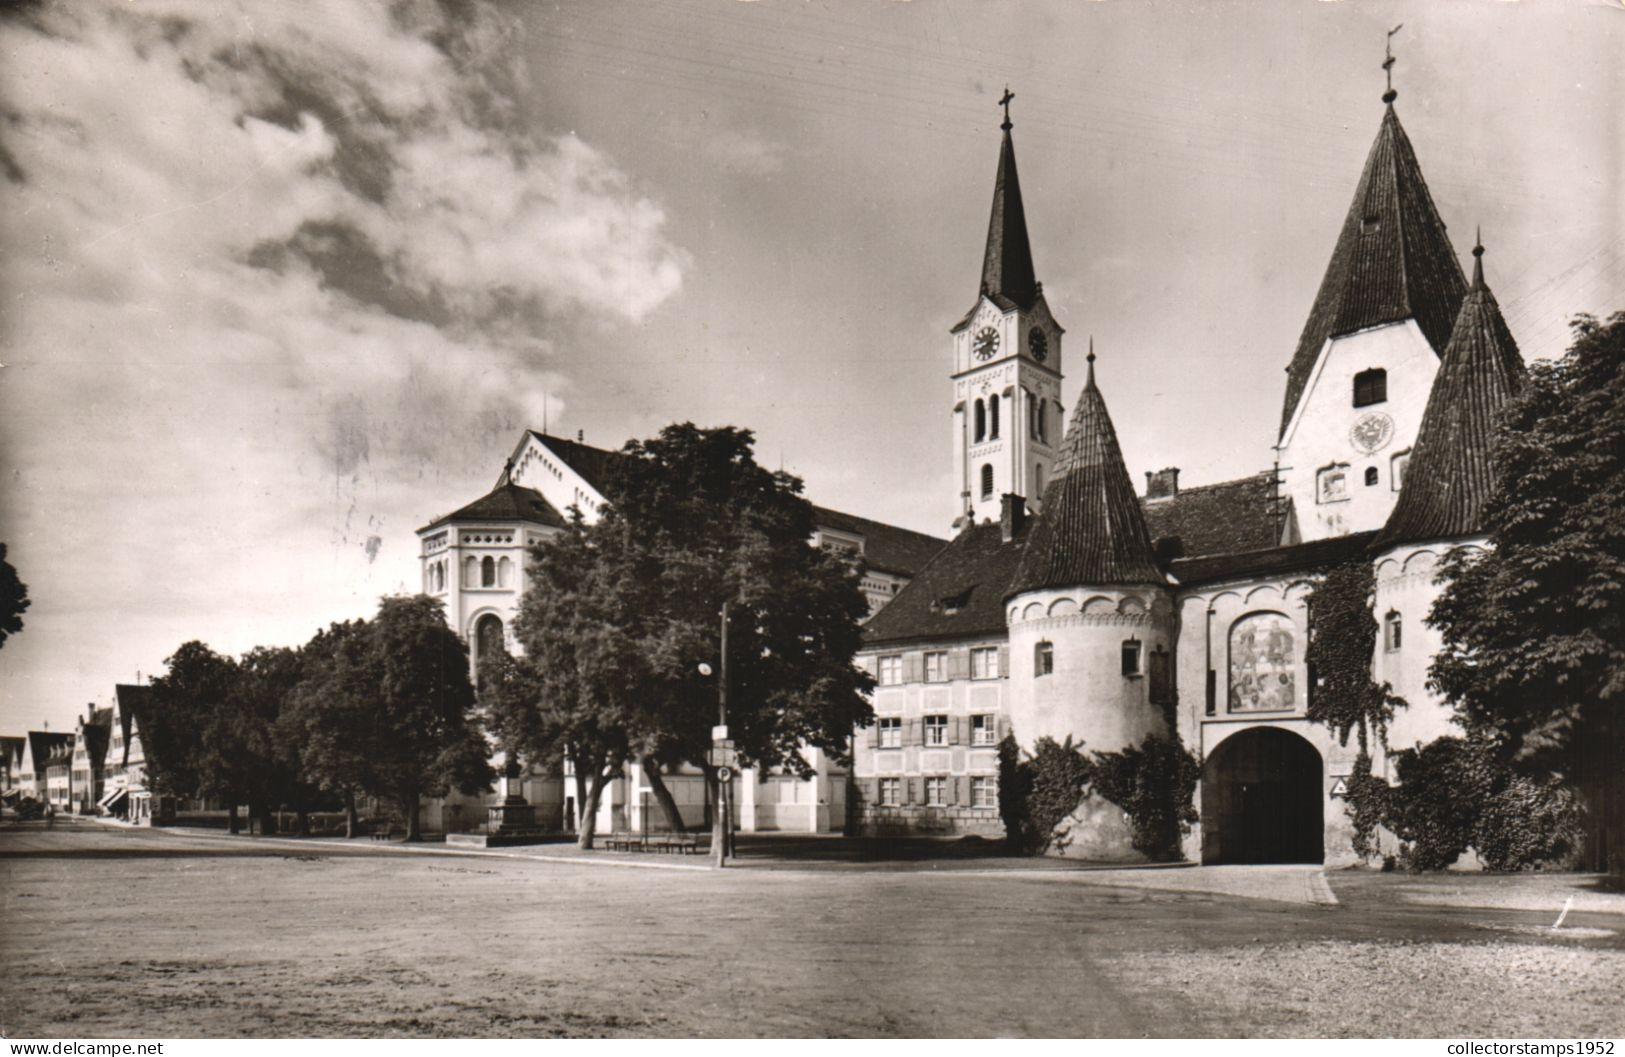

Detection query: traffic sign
(706, 746), (738, 768)
(712, 724), (729, 742)
(716, 766), (734, 783)
(1329, 776), (1350, 799)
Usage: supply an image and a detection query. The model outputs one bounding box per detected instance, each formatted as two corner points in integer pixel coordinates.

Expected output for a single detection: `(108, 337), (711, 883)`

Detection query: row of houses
(1, 684), (168, 825)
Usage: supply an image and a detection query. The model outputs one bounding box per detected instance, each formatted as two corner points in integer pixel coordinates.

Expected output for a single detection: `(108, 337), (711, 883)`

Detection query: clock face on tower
(973, 326), (1000, 361)
(1028, 326), (1048, 362)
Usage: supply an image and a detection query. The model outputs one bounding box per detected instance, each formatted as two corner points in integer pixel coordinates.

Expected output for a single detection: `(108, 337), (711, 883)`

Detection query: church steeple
(1373, 237), (1525, 550)
(1010, 347), (1164, 592)
(1279, 95), (1468, 438)
(977, 102), (1040, 313)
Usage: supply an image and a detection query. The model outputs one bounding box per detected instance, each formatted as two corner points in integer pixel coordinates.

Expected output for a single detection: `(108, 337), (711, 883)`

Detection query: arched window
(1353, 368), (1387, 408)
(989, 394), (1001, 439)
(1037, 401), (1047, 443)
(1035, 463), (1045, 495)
(475, 614), (505, 663)
(438, 562), (446, 592)
(1026, 391), (1038, 439)
(481, 556), (496, 588)
(980, 463), (994, 499)
(974, 399), (986, 443)
(463, 556), (478, 588)
(498, 556), (513, 588)
(1364, 466), (1379, 487)
(1228, 611), (1296, 712)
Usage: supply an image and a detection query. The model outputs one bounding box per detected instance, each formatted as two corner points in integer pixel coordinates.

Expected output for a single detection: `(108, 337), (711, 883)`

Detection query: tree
(355, 595), (492, 840)
(510, 424), (875, 841)
(283, 621), (375, 838)
(145, 641), (247, 830)
(1429, 312), (1625, 881)
(0, 543), (28, 650)
(236, 645), (324, 835)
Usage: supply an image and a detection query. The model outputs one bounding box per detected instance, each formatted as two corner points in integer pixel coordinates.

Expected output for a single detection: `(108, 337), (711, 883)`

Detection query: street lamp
(700, 598), (737, 868)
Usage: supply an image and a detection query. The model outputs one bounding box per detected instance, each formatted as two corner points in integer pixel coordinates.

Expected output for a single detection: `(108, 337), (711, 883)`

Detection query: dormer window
(1361, 215), (1381, 235)
(1354, 368), (1387, 408)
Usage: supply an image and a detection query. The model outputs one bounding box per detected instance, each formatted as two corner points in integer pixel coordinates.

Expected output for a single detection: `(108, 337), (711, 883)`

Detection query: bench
(602, 832), (702, 854)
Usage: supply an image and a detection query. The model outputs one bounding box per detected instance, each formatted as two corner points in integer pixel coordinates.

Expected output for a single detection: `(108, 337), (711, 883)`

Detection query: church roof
(1280, 103), (1468, 437)
(1372, 243), (1525, 551)
(530, 432), (626, 497)
(420, 482), (565, 532)
(1010, 356), (1166, 594)
(952, 126), (1041, 333)
(809, 506), (949, 578)
(862, 521), (1030, 646)
(1141, 473), (1284, 560)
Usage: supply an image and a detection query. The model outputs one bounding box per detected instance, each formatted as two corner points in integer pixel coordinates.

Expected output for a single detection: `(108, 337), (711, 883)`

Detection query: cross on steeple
(999, 87), (1014, 131)
(1383, 24), (1403, 104)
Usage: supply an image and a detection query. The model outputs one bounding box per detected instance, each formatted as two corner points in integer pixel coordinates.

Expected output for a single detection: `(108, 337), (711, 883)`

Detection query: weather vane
(999, 86), (1014, 131)
(1383, 24), (1403, 104)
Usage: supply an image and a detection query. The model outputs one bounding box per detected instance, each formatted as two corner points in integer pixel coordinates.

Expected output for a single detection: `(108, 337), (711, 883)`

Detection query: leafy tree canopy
(510, 424), (875, 783)
(1429, 312), (1625, 874)
(0, 542), (29, 650)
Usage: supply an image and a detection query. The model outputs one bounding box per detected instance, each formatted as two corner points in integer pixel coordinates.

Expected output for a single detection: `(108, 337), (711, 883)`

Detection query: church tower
(1275, 60), (1468, 542)
(951, 93), (1065, 528)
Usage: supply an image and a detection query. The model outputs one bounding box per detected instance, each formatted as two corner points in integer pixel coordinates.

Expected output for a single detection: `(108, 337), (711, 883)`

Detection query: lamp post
(700, 596), (736, 869)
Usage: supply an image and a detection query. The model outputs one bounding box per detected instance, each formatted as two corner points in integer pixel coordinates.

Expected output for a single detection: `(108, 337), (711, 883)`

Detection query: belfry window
(1353, 368), (1387, 408)
(989, 395), (1001, 440)
(1035, 463), (1045, 495)
(980, 463), (994, 499)
(1037, 401), (1047, 443)
(1027, 391), (1038, 439)
(974, 399), (986, 443)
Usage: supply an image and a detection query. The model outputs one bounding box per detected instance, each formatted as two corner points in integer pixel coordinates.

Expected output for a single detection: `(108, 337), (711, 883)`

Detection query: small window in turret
(1353, 368), (1387, 408)
(1121, 640), (1142, 677)
(1035, 641), (1054, 677)
(1385, 612), (1403, 652)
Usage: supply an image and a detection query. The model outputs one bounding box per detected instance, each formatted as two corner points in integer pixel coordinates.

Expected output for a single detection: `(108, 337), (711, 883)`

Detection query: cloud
(0, 0), (687, 721)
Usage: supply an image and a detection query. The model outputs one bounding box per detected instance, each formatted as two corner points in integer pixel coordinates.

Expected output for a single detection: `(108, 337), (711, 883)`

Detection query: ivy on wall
(1303, 558), (1407, 751)
(1345, 736), (1582, 872)
(996, 733), (1199, 860)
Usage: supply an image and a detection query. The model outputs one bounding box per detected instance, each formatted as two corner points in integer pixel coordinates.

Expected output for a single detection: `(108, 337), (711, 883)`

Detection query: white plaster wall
(1372, 541), (1481, 761)
(1005, 587), (1172, 753)
(1278, 321), (1440, 541)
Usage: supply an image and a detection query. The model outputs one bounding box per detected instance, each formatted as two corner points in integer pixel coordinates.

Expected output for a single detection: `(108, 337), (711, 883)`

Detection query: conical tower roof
(1011, 349), (1165, 593)
(1373, 240), (1525, 551)
(1280, 103), (1468, 437)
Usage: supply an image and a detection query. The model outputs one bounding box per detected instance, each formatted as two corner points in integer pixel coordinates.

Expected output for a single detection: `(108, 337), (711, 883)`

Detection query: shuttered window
(970, 647), (999, 679)
(924, 715), (948, 746)
(877, 717), (902, 749)
(877, 655), (902, 685)
(971, 776), (997, 808)
(924, 651), (947, 682)
(924, 777), (946, 807)
(971, 714), (997, 746)
(878, 778), (900, 807)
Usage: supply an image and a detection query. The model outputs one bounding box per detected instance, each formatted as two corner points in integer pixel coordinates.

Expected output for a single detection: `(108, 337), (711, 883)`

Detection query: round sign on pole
(716, 766), (734, 784)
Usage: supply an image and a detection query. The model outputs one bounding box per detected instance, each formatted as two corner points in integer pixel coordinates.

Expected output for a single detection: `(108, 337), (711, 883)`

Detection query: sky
(1, 0), (1621, 734)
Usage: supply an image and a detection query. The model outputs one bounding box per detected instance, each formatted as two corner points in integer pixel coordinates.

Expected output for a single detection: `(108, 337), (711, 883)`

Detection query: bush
(997, 733), (1199, 859)
(1378, 736), (1582, 872)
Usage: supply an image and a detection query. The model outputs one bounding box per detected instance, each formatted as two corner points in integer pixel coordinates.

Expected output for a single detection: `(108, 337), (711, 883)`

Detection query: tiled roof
(862, 521), (1030, 646)
(421, 482), (565, 532)
(1011, 357), (1166, 593)
(114, 684), (147, 757)
(26, 731), (72, 772)
(1169, 531), (1378, 587)
(1373, 244), (1525, 551)
(810, 506), (948, 578)
(81, 708), (113, 767)
(529, 432), (626, 497)
(1281, 104), (1468, 438)
(1141, 474), (1284, 560)
(951, 127), (1041, 333)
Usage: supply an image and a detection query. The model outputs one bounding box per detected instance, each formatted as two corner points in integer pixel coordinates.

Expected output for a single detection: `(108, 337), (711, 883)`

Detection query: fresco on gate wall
(1229, 612), (1295, 713)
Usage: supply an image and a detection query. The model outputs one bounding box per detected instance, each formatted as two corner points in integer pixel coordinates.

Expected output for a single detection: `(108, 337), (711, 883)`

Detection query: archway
(1201, 727), (1323, 864)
